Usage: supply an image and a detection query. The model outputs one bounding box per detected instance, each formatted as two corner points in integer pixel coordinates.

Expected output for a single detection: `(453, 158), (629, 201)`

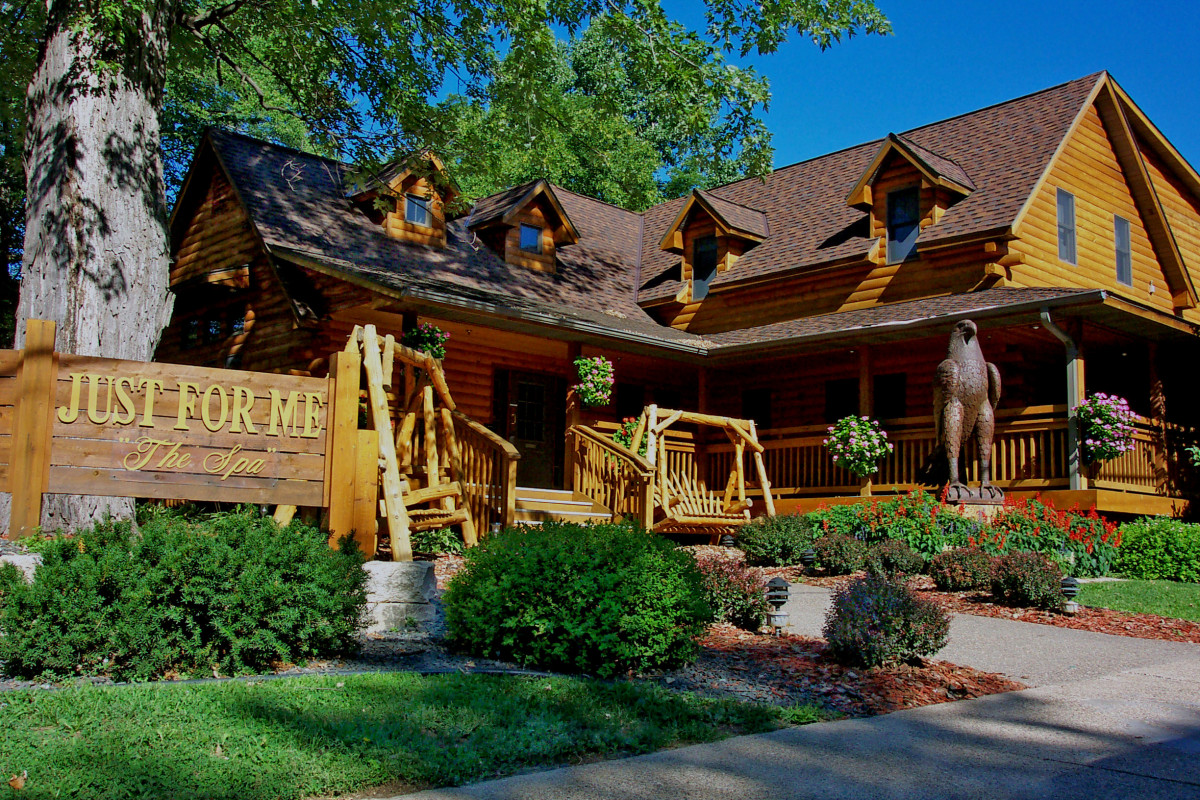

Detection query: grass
(1078, 579), (1200, 622)
(0, 672), (823, 800)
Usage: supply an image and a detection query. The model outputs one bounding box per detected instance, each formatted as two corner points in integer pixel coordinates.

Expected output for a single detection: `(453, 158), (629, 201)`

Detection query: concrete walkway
(397, 586), (1200, 799)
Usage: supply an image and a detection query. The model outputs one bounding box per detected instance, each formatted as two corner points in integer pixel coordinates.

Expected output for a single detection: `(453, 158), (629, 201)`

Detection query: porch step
(514, 487), (613, 524)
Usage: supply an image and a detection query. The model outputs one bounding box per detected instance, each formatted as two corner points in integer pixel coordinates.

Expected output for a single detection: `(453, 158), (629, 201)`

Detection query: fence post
(325, 349), (361, 546)
(351, 428), (380, 555)
(9, 320), (57, 539)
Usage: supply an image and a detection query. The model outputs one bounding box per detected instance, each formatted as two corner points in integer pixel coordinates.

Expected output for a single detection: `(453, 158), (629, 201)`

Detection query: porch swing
(626, 405), (777, 534)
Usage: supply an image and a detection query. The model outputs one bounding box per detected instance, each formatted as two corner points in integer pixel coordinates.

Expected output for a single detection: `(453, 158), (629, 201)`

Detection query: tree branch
(178, 0), (252, 32)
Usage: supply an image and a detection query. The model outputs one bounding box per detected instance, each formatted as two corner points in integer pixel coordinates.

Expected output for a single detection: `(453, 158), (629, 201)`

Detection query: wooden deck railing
(569, 425), (654, 528)
(451, 411), (520, 532)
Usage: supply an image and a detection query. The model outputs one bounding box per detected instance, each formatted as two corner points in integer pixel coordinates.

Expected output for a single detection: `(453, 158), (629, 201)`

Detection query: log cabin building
(161, 72), (1200, 522)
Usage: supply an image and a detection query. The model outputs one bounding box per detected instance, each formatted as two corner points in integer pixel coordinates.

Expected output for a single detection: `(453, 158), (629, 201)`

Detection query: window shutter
(1057, 189), (1076, 264)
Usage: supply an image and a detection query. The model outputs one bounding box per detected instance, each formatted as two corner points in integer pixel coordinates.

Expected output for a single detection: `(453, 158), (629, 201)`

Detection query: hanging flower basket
(823, 415), (894, 477)
(402, 322), (450, 360)
(1074, 393), (1135, 464)
(573, 356), (614, 407)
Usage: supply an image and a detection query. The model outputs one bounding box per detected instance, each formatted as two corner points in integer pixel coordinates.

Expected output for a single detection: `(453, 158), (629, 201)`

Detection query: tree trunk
(3, 2), (176, 533)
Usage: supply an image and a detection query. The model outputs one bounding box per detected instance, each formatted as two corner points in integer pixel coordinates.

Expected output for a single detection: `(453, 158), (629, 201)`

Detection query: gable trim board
(846, 133), (975, 208)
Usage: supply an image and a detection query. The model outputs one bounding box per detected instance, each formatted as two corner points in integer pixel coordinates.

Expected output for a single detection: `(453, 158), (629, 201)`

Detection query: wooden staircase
(514, 487), (613, 525)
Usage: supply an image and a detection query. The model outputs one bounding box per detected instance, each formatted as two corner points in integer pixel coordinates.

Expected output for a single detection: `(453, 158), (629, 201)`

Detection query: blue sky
(667, 0), (1200, 170)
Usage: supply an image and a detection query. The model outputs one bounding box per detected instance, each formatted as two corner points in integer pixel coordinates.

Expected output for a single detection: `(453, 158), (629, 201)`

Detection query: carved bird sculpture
(934, 319), (1003, 501)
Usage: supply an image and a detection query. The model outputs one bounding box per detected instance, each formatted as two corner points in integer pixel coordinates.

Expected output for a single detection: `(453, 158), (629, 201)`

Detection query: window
(886, 187), (920, 263)
(692, 236), (719, 300)
(873, 373), (907, 420)
(519, 223), (542, 253)
(1057, 188), (1076, 264)
(741, 388), (772, 430)
(824, 377), (859, 423)
(1115, 215), (1132, 286)
(405, 193), (431, 227)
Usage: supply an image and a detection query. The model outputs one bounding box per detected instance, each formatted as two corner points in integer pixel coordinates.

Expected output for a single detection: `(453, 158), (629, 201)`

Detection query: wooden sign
(1, 320), (363, 539)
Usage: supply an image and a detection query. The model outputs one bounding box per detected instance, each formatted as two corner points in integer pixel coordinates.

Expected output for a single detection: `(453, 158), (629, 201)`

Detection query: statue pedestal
(954, 502), (1002, 524)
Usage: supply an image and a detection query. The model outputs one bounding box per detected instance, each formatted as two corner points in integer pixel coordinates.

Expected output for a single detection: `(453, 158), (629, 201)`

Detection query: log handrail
(451, 410), (520, 533)
(569, 425), (654, 529)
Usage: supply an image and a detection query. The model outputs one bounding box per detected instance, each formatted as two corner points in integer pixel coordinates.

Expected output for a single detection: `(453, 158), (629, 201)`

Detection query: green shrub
(1116, 517), (1200, 582)
(691, 550), (769, 631)
(823, 574), (950, 667)
(807, 490), (982, 557)
(736, 513), (818, 566)
(443, 522), (711, 677)
(989, 551), (1063, 610)
(411, 527), (465, 556)
(0, 561), (22, 606)
(864, 539), (925, 577)
(0, 507), (367, 681)
(929, 547), (994, 591)
(812, 534), (867, 575)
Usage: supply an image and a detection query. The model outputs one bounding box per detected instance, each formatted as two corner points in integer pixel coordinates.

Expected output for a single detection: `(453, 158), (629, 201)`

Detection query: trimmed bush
(0, 561), (21, 606)
(1116, 517), (1200, 582)
(691, 550), (769, 631)
(0, 506), (367, 681)
(989, 551), (1063, 610)
(864, 539), (925, 577)
(823, 574), (950, 667)
(443, 522), (711, 677)
(812, 534), (867, 575)
(929, 547), (994, 591)
(736, 513), (818, 566)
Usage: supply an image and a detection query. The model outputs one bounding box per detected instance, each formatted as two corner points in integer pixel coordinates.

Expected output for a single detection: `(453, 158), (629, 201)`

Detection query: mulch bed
(667, 623), (1023, 717)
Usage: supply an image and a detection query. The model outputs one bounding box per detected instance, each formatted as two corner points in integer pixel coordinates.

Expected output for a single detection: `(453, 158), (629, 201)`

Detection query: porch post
(564, 342), (583, 490)
(1040, 310), (1086, 491)
(1148, 342), (1168, 493)
(858, 346), (873, 496)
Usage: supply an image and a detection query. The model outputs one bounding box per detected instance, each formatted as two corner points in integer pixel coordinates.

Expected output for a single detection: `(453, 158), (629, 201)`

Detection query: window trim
(1114, 214), (1132, 287)
(405, 193), (431, 228)
(519, 223), (543, 254)
(885, 186), (920, 264)
(1057, 188), (1077, 265)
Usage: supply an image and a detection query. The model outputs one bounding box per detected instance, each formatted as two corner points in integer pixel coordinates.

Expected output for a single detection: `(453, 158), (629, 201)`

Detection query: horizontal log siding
(171, 169), (256, 288)
(1010, 103), (1176, 313)
(1140, 142), (1200, 312)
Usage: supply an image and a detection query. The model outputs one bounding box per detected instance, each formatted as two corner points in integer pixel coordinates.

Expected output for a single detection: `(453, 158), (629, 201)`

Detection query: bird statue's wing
(934, 358), (960, 441)
(987, 361), (1002, 408)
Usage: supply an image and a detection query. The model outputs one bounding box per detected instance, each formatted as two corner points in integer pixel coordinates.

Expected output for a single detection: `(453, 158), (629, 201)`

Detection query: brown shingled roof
(638, 72), (1103, 303)
(695, 190), (770, 239)
(890, 134), (976, 191)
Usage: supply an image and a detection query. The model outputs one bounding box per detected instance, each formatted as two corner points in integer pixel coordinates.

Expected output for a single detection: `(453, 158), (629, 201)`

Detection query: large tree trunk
(3, 2), (176, 533)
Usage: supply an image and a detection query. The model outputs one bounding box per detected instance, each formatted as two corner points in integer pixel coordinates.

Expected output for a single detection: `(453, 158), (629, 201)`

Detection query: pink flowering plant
(1074, 393), (1135, 464)
(573, 356), (614, 406)
(823, 415), (894, 478)
(401, 322), (450, 359)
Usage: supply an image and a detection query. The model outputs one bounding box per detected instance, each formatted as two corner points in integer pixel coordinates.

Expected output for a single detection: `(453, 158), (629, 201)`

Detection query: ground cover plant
(0, 672), (782, 800)
(1115, 517), (1200, 582)
(443, 521), (710, 676)
(823, 574), (950, 667)
(736, 513), (819, 566)
(1077, 579), (1200, 623)
(0, 506), (366, 681)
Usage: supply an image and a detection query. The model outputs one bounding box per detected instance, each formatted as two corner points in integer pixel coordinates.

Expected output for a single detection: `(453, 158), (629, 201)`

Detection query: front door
(506, 372), (563, 488)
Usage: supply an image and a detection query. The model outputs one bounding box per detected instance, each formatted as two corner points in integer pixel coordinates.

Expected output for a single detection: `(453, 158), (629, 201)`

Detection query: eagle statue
(933, 319), (1003, 502)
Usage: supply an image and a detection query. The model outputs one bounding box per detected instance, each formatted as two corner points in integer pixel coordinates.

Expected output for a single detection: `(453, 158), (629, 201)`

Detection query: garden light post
(720, 534), (736, 548)
(1061, 576), (1080, 615)
(800, 548), (816, 575)
(766, 577), (790, 635)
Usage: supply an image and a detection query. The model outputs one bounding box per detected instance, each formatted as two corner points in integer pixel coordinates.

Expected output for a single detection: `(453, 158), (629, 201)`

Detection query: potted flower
(573, 355), (614, 407)
(1074, 392), (1135, 464)
(823, 415), (894, 477)
(402, 322), (450, 359)
(612, 416), (647, 456)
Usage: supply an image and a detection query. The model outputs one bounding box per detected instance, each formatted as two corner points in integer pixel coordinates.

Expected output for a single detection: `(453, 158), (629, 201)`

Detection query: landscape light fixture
(766, 576), (790, 635)
(1061, 576), (1080, 615)
(800, 548), (816, 574)
(720, 534), (737, 548)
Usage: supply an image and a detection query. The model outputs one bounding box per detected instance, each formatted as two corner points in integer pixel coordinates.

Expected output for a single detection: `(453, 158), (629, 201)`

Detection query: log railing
(451, 410), (520, 532)
(569, 425), (654, 528)
(1093, 414), (1200, 496)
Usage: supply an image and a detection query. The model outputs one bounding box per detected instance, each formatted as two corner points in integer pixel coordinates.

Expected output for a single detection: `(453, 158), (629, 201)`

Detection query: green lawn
(1078, 579), (1200, 622)
(0, 672), (811, 800)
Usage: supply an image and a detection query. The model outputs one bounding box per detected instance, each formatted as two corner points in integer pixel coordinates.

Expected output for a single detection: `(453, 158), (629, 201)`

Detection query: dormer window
(519, 223), (542, 253)
(887, 187), (920, 263)
(692, 236), (718, 300)
(406, 193), (431, 228)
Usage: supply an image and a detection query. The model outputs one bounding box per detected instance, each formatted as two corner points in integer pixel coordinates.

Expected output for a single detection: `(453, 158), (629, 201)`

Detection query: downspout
(1040, 308), (1084, 491)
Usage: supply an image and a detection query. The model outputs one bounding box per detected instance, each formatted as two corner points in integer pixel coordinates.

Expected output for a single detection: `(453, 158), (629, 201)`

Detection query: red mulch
(697, 623), (1023, 717)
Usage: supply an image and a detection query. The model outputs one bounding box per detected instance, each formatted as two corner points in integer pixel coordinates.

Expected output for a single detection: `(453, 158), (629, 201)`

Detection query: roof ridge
(548, 182), (645, 218)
